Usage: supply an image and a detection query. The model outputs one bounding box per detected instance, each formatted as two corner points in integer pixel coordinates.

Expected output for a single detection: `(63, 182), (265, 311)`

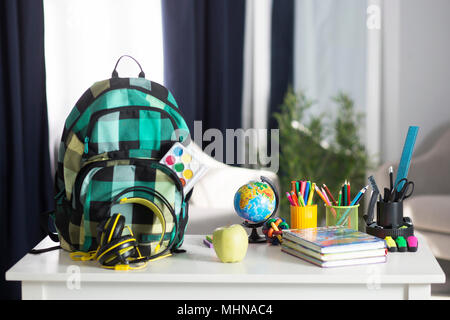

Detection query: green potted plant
(272, 87), (371, 228)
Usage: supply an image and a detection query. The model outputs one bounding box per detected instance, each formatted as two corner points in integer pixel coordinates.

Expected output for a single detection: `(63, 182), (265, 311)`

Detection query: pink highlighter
(407, 236), (418, 252)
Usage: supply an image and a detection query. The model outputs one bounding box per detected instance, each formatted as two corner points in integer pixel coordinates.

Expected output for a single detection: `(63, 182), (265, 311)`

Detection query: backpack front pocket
(75, 159), (184, 257)
(83, 106), (181, 160)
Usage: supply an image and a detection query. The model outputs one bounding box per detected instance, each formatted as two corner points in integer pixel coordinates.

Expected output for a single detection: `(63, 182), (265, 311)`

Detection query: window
(44, 0), (164, 170)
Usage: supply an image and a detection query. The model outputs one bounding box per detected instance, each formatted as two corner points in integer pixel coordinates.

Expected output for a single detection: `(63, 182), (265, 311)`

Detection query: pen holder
(377, 201), (403, 228)
(366, 201), (414, 239)
(326, 205), (359, 231)
(290, 205), (317, 229)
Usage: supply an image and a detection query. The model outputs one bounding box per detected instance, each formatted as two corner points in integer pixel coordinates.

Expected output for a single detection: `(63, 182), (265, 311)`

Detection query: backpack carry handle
(111, 55), (145, 78)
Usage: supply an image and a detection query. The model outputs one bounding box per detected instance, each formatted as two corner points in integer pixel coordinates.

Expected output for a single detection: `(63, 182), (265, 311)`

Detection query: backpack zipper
(84, 137), (89, 154)
(73, 157), (185, 211)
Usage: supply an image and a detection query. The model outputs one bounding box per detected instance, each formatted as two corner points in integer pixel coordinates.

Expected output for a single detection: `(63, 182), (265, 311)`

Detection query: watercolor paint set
(160, 142), (208, 195)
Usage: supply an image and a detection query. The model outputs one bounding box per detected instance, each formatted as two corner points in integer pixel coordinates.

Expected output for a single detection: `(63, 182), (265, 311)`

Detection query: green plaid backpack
(49, 56), (191, 263)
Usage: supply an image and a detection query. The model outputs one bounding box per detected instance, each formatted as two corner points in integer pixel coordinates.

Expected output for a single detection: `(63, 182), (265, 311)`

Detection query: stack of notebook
(281, 226), (387, 268)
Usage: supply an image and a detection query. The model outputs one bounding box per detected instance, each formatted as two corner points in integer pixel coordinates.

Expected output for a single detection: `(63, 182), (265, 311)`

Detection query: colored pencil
(338, 190), (342, 206)
(323, 184), (337, 205)
(351, 185), (368, 205)
(318, 188), (337, 218)
(337, 185), (369, 225)
(352, 185), (369, 205)
(315, 188), (328, 204)
(347, 181), (351, 206)
(342, 183), (347, 206)
(321, 187), (330, 203)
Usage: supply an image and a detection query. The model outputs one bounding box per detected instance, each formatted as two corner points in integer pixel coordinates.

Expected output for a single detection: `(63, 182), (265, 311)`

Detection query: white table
(6, 234), (445, 300)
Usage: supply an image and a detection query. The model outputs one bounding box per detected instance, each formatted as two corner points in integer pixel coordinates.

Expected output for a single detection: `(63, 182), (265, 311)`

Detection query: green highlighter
(395, 236), (407, 252)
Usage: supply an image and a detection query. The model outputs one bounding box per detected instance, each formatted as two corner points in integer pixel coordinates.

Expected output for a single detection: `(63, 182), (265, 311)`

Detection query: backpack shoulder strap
(40, 210), (60, 242)
(28, 210), (62, 254)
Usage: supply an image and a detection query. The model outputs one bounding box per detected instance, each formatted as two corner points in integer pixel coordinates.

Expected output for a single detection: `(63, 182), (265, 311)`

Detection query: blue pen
(337, 185), (369, 225)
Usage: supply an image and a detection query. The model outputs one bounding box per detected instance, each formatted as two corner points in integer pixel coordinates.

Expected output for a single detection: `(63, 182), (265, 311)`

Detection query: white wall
(381, 0), (450, 163)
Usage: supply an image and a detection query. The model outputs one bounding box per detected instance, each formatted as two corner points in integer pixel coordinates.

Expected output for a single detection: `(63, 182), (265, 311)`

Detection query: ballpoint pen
(389, 166), (394, 192)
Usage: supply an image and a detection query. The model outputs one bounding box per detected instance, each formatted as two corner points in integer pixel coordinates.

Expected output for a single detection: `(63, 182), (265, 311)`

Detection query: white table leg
(22, 282), (45, 300)
(407, 284), (431, 300)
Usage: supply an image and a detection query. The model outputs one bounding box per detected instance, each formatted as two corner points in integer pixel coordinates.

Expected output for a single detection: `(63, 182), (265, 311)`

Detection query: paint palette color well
(160, 142), (208, 195)
(181, 153), (192, 163)
(165, 155), (176, 165)
(183, 169), (193, 179)
(174, 163), (184, 172)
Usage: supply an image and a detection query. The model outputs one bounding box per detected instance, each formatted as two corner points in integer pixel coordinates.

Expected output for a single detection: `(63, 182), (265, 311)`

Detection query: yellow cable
(149, 252), (172, 262)
(70, 250), (97, 261)
(95, 238), (135, 261)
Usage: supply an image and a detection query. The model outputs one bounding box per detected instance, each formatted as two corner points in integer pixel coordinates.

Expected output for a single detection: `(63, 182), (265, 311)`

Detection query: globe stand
(242, 220), (267, 243)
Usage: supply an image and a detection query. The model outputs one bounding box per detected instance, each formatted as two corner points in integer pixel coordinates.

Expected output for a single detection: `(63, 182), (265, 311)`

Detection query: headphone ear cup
(96, 219), (108, 246)
(96, 235), (137, 266)
(98, 213), (126, 247)
(110, 214), (125, 240)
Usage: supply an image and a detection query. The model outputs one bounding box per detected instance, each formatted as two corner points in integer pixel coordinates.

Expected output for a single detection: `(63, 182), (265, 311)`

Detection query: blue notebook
(282, 226), (386, 254)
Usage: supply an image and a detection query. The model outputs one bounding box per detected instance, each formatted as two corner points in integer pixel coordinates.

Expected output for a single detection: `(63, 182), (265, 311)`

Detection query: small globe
(234, 181), (277, 223)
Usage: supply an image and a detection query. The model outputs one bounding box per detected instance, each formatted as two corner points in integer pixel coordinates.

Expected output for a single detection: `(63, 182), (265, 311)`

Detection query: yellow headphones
(71, 194), (172, 270)
(118, 197), (166, 254)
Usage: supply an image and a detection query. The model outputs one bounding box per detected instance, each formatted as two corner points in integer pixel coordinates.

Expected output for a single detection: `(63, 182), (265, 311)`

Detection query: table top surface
(6, 234), (445, 284)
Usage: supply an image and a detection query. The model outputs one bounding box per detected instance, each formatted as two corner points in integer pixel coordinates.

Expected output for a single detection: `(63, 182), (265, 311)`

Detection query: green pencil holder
(325, 204), (359, 230)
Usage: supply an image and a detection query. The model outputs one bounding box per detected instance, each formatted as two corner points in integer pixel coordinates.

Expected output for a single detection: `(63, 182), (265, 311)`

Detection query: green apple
(212, 224), (248, 263)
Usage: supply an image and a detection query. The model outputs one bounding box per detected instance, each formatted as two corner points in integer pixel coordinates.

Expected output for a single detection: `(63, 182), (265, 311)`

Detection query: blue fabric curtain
(268, 0), (295, 131)
(161, 0), (246, 139)
(0, 0), (53, 300)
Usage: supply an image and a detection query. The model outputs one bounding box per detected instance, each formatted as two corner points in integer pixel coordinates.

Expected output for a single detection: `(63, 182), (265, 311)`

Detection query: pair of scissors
(389, 178), (414, 202)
